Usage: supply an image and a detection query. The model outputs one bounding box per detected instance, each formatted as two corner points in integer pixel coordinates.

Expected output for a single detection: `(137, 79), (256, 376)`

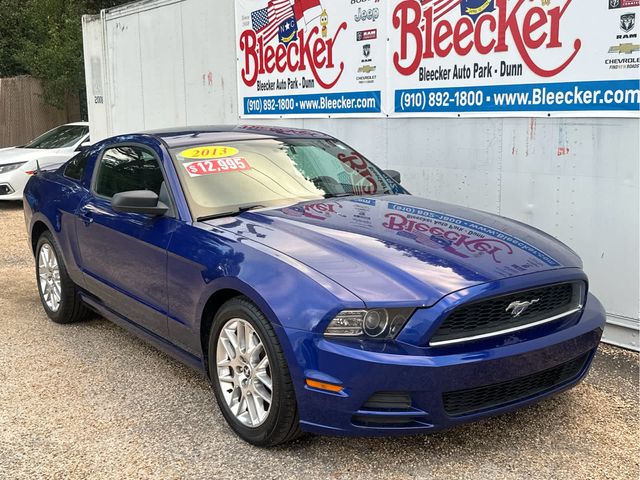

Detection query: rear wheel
(208, 297), (302, 446)
(35, 231), (91, 324)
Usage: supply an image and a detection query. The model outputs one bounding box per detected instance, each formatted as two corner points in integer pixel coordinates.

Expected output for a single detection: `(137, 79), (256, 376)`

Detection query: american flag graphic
(251, 7), (269, 32)
(251, 0), (295, 44)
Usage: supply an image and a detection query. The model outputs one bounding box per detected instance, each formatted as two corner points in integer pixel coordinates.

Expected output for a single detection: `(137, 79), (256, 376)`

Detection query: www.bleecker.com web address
(396, 80), (640, 113)
(244, 91), (380, 115)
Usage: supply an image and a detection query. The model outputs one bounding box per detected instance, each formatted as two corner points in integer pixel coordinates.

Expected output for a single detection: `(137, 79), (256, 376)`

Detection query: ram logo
(621, 14), (635, 33)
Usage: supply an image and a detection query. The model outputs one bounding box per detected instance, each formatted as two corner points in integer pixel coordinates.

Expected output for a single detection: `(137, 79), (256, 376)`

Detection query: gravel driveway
(0, 201), (638, 480)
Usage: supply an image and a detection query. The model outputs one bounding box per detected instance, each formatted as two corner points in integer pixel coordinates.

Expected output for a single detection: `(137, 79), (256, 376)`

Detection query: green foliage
(0, 0), (130, 109)
(0, 0), (30, 76)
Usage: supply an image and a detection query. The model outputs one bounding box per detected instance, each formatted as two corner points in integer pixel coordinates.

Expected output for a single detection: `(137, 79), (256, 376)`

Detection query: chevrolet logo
(608, 43), (640, 54)
(358, 65), (377, 74)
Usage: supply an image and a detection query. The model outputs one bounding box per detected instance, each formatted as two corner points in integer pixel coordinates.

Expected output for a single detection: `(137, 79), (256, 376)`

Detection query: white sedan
(0, 122), (90, 201)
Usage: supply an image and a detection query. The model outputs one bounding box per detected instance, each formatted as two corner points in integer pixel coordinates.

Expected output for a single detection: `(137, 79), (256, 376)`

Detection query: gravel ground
(0, 201), (638, 480)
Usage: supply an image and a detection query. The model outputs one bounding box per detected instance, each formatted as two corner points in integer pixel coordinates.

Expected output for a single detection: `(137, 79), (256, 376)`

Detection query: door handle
(79, 209), (94, 226)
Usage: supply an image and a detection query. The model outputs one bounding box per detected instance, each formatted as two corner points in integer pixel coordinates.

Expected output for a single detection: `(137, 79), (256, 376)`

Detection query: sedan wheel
(216, 318), (273, 427)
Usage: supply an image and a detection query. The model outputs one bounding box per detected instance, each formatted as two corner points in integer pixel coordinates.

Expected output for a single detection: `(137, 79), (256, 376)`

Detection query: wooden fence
(0, 76), (81, 148)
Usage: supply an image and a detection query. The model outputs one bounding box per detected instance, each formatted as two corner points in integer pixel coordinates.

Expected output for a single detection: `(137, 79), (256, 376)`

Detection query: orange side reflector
(305, 379), (343, 393)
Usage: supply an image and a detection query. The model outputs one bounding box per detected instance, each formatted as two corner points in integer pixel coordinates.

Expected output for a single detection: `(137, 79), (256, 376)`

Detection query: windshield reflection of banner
(251, 0), (322, 44)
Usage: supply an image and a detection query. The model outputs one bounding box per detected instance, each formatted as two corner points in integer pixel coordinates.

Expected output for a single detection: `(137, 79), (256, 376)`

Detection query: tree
(0, 0), (130, 111)
(0, 0), (30, 76)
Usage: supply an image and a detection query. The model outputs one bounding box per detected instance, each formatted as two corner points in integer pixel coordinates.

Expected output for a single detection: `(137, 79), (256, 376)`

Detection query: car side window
(95, 146), (165, 199)
(64, 151), (89, 181)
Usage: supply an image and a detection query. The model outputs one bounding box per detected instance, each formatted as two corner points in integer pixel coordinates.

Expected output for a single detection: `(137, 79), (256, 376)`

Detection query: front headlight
(0, 162), (27, 174)
(324, 308), (415, 339)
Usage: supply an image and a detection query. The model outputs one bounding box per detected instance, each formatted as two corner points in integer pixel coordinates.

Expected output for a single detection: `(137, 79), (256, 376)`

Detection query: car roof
(64, 122), (89, 127)
(141, 125), (334, 149)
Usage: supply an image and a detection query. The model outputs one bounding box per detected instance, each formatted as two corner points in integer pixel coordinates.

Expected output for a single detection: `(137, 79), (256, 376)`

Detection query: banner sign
(236, 0), (386, 117)
(388, 0), (640, 116)
(235, 0), (640, 117)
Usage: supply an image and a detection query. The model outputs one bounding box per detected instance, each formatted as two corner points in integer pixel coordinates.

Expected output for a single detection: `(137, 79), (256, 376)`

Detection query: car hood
(208, 195), (582, 306)
(0, 147), (74, 168)
(0, 147), (44, 165)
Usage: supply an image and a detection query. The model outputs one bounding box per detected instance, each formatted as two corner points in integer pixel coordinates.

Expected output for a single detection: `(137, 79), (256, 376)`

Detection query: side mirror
(76, 141), (92, 152)
(111, 190), (168, 216)
(384, 169), (402, 185)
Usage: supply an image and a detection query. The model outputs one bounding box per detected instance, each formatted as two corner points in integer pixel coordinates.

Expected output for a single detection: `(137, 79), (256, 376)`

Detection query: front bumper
(0, 170), (29, 200)
(283, 292), (605, 437)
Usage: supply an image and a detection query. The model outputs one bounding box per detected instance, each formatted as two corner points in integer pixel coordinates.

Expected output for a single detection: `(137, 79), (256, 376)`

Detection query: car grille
(429, 282), (583, 346)
(442, 351), (591, 417)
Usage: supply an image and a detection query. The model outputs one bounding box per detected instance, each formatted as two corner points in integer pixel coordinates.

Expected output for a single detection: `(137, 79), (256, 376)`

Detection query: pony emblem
(505, 299), (540, 317)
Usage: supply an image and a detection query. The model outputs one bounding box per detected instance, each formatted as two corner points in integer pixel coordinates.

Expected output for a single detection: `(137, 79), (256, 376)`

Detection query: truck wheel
(208, 296), (302, 446)
(35, 231), (91, 324)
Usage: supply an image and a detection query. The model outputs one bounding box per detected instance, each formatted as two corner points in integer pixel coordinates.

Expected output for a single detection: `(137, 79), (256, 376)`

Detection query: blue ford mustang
(23, 125), (606, 446)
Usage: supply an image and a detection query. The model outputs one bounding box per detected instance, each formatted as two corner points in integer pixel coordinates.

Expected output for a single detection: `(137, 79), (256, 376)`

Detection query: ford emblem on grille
(505, 299), (540, 317)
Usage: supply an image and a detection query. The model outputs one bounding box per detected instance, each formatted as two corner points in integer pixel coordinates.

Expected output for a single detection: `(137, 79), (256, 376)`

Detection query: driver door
(76, 144), (176, 337)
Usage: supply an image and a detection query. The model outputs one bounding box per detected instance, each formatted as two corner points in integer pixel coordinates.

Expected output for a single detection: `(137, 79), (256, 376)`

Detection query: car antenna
(36, 159), (41, 174)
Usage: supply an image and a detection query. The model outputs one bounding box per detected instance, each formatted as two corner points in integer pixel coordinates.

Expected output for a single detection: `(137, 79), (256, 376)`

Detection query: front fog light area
(324, 308), (415, 339)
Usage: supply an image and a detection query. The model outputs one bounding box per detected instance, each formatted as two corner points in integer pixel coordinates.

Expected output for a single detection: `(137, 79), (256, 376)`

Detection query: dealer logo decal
(392, 0), (582, 78)
(240, 1), (347, 89)
(620, 13), (635, 33)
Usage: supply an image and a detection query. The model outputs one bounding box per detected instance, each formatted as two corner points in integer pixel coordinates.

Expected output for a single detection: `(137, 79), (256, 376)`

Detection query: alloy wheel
(216, 318), (273, 427)
(38, 243), (61, 312)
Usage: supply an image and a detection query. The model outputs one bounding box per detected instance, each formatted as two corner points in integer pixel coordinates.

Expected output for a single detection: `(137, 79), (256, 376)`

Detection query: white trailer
(82, 0), (639, 350)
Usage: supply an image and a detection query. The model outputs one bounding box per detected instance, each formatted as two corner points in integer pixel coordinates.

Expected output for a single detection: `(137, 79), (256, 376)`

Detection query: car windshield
(22, 125), (88, 149)
(170, 138), (402, 219)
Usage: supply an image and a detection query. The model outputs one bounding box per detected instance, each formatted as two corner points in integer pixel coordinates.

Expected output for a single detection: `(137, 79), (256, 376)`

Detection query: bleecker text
(392, 0), (581, 77)
(240, 24), (348, 89)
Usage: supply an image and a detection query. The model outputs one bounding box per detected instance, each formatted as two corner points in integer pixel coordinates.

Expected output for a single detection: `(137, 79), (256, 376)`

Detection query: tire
(35, 230), (91, 324)
(208, 296), (302, 446)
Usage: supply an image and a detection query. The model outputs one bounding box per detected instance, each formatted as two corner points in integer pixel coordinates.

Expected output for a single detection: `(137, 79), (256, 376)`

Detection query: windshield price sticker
(179, 146), (239, 159)
(184, 158), (251, 177)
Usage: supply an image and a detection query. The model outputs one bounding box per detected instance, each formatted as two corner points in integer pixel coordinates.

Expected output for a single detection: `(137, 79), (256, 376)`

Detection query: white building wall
(82, 0), (640, 350)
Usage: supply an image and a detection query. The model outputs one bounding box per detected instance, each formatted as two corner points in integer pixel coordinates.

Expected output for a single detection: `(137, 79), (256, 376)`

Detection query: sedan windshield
(170, 138), (402, 219)
(22, 125), (88, 149)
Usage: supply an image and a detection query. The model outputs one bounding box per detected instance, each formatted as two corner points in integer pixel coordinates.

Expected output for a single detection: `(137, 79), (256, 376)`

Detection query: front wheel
(35, 231), (91, 324)
(208, 297), (302, 446)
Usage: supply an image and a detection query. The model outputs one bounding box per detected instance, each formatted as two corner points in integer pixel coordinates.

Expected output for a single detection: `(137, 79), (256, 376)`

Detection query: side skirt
(81, 293), (207, 374)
